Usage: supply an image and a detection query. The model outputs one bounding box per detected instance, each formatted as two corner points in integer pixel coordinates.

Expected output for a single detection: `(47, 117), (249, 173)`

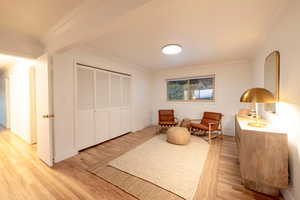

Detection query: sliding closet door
(76, 67), (95, 150)
(110, 74), (122, 107)
(120, 108), (130, 133)
(94, 70), (110, 143)
(109, 74), (122, 138)
(121, 76), (131, 133)
(75, 64), (132, 150)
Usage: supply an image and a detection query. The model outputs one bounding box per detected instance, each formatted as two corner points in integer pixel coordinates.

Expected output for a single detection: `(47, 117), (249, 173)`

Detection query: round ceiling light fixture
(161, 44), (182, 55)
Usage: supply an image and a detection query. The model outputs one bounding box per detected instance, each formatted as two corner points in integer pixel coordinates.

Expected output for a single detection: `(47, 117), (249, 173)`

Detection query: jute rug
(89, 134), (209, 200)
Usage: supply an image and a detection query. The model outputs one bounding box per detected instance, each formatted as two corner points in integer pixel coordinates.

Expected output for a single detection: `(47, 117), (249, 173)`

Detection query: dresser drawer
(235, 116), (241, 153)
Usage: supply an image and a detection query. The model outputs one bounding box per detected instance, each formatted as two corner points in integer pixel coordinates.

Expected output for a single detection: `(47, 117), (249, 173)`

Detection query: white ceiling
(0, 0), (290, 68)
(43, 0), (152, 53)
(85, 0), (289, 68)
(0, 0), (83, 39)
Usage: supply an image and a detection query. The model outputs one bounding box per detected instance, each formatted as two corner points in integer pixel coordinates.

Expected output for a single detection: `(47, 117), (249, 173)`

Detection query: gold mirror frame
(264, 51), (280, 113)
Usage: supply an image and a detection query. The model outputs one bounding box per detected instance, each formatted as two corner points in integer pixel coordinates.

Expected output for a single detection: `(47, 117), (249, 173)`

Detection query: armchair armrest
(208, 122), (219, 130)
(208, 122), (217, 125)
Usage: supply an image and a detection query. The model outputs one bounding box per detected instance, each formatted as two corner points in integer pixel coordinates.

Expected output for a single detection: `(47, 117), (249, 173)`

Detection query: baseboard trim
(281, 188), (295, 200)
(55, 150), (78, 163)
(223, 128), (234, 136)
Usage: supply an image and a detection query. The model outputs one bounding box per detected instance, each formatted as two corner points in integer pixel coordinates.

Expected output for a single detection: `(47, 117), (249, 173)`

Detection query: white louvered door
(94, 70), (110, 143)
(75, 64), (131, 151)
(76, 66), (95, 150)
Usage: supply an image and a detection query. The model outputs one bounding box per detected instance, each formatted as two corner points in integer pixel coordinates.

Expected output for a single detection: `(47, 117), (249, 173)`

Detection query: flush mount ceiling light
(162, 44), (182, 55)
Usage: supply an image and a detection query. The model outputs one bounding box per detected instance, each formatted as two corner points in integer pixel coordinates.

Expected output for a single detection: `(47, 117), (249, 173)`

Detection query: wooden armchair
(158, 110), (178, 132)
(190, 112), (223, 144)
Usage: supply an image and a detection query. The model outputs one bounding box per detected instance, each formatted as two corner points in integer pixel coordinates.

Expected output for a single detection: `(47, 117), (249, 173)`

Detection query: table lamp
(240, 88), (275, 128)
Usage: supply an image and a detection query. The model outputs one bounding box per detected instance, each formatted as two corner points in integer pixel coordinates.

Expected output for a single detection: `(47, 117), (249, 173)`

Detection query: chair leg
(208, 129), (211, 144)
(220, 121), (223, 140)
(192, 128), (196, 135)
(192, 128), (198, 136)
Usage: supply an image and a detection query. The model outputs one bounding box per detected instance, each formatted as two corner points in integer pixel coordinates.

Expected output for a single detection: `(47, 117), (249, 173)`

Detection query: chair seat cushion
(191, 123), (209, 130)
(159, 121), (177, 125)
(191, 123), (221, 131)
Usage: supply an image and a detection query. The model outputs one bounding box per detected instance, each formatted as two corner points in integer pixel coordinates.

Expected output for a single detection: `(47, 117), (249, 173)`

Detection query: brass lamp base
(248, 122), (268, 128)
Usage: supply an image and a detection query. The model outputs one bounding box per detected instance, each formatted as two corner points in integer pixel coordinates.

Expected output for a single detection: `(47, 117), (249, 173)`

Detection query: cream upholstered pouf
(167, 127), (191, 145)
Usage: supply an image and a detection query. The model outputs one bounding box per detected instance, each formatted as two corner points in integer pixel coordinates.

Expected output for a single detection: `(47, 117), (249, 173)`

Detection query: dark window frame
(166, 75), (215, 102)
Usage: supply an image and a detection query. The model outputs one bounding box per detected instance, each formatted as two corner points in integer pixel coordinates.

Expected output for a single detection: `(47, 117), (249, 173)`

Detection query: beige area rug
(91, 134), (209, 200)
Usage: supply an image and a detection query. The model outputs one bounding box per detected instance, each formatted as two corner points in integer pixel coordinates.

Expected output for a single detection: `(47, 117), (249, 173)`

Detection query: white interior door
(109, 74), (122, 137)
(109, 108), (121, 138)
(35, 54), (53, 166)
(121, 108), (131, 133)
(110, 74), (122, 107)
(121, 76), (131, 133)
(122, 76), (131, 107)
(95, 70), (110, 143)
(76, 66), (95, 150)
(95, 110), (109, 143)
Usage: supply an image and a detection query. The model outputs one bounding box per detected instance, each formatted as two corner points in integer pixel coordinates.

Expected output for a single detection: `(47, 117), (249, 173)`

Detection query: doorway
(0, 75), (9, 129)
(0, 53), (54, 166)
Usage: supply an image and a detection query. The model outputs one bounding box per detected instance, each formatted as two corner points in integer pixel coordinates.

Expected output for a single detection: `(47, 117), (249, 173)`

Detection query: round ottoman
(167, 127), (191, 145)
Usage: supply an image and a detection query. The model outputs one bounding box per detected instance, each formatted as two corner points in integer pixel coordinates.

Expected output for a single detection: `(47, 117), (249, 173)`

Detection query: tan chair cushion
(191, 123), (209, 131)
(191, 112), (223, 131)
(167, 127), (191, 145)
(191, 123), (220, 131)
(201, 112), (222, 130)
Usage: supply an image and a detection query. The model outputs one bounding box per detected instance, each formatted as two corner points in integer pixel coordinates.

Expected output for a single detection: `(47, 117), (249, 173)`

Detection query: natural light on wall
(0, 54), (35, 67)
(274, 101), (300, 196)
(263, 101), (300, 136)
(0, 53), (36, 144)
(276, 102), (300, 139)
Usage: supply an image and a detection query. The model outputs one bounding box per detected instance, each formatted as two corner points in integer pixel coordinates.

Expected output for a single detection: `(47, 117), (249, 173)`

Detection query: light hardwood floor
(0, 127), (283, 200)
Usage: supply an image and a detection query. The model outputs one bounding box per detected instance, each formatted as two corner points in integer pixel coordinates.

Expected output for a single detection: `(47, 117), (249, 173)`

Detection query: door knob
(43, 114), (55, 118)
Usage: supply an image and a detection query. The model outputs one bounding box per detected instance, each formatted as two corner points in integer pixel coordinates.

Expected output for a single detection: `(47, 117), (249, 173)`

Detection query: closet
(75, 64), (131, 150)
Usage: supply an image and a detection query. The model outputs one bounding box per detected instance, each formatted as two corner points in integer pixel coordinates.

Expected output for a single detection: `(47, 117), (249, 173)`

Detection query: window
(167, 75), (215, 101)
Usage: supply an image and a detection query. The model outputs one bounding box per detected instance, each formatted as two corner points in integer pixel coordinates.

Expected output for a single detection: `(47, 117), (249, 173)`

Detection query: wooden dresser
(235, 115), (288, 196)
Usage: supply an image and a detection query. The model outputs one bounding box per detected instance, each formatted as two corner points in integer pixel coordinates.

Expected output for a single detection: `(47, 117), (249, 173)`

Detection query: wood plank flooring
(0, 127), (283, 200)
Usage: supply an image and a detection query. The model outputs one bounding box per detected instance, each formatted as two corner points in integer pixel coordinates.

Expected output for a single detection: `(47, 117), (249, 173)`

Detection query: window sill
(167, 100), (216, 103)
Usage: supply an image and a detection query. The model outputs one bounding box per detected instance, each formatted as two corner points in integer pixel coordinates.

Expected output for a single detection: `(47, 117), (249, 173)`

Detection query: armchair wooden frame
(190, 113), (223, 144)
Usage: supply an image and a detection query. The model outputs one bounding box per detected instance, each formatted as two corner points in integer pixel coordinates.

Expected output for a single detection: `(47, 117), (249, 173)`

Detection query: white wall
(8, 62), (36, 144)
(52, 47), (153, 162)
(151, 61), (253, 135)
(252, 1), (300, 200)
